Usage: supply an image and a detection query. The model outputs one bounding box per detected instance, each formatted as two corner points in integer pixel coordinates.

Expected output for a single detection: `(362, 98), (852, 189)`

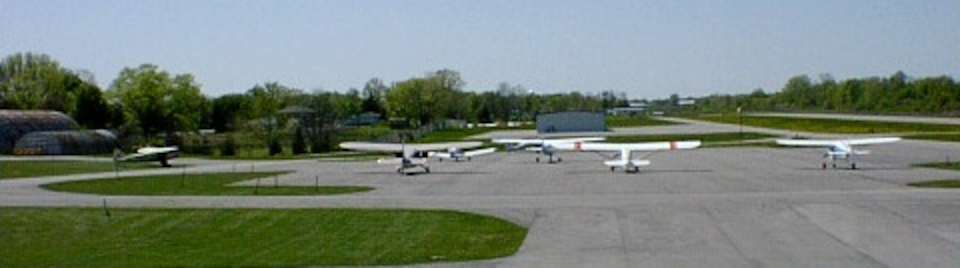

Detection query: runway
(2, 138), (958, 267)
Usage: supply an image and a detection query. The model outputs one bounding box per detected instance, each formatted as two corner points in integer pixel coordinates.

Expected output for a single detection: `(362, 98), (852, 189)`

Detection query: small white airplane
(492, 137), (606, 163)
(428, 147), (497, 162)
(775, 137), (901, 169)
(339, 141), (493, 174)
(553, 140), (702, 173)
(116, 146), (179, 167)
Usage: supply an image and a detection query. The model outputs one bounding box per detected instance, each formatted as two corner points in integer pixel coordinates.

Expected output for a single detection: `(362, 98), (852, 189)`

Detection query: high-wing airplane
(428, 147), (497, 162)
(339, 141), (490, 174)
(553, 140), (702, 172)
(775, 137), (901, 169)
(116, 146), (179, 167)
(491, 137), (606, 163)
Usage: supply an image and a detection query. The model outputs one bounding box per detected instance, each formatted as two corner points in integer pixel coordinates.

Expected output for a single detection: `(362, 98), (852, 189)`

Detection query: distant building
(0, 110), (118, 155)
(13, 130), (117, 155)
(607, 101), (647, 116)
(343, 112), (381, 126)
(0, 110), (77, 154)
(536, 112), (605, 133)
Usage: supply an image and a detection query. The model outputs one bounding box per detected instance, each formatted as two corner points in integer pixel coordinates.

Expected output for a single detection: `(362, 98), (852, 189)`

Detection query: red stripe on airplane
(575, 142), (582, 151)
(670, 141), (677, 150)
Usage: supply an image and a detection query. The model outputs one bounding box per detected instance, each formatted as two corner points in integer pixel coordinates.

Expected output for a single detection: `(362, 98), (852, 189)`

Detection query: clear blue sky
(2, 0), (957, 99)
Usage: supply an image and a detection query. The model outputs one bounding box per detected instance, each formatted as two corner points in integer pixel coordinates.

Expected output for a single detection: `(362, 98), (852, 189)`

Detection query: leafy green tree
(0, 52), (93, 114)
(106, 64), (206, 142)
(211, 93), (252, 133)
(245, 82), (301, 155)
(307, 91), (340, 153)
(361, 78), (387, 115)
(337, 88), (363, 118)
(68, 75), (113, 129)
(292, 126), (307, 155)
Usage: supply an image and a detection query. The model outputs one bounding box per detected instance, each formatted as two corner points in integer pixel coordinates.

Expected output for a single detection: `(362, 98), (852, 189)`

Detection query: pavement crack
(699, 205), (764, 268)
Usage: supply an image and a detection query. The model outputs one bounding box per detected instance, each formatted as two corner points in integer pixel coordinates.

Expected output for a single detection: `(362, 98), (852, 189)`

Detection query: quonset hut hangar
(0, 110), (117, 155)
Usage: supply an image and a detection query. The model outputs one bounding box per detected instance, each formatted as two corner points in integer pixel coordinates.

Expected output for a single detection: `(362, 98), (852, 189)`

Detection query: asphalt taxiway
(2, 133), (958, 267)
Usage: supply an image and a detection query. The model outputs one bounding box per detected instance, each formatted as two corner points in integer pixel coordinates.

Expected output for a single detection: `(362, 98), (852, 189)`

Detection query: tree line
(0, 52), (629, 152)
(691, 72), (960, 116)
(3, 52), (956, 153)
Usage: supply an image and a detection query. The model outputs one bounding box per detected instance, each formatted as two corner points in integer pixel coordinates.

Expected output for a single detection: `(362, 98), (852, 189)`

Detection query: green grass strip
(42, 172), (372, 196)
(914, 162), (960, 171)
(606, 132), (775, 147)
(907, 180), (960, 188)
(1, 207), (527, 267)
(693, 115), (960, 134)
(415, 127), (497, 143)
(1, 160), (159, 179)
(606, 116), (678, 128)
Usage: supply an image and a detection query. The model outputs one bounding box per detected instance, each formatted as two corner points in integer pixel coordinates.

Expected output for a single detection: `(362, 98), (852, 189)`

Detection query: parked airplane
(429, 147), (497, 162)
(554, 140), (702, 172)
(339, 141), (492, 174)
(775, 137), (901, 169)
(492, 137), (606, 163)
(116, 146), (179, 167)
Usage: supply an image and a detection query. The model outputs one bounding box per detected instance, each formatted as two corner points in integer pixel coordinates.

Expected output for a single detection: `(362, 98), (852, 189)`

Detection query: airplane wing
(408, 141), (483, 151)
(775, 139), (839, 147)
(464, 147), (497, 157)
(491, 137), (605, 145)
(555, 140), (701, 151)
(845, 137), (901, 146)
(549, 137), (607, 143)
(492, 138), (541, 145)
(428, 151), (453, 159)
(118, 146), (178, 162)
(376, 157), (428, 165)
(340, 141), (483, 152)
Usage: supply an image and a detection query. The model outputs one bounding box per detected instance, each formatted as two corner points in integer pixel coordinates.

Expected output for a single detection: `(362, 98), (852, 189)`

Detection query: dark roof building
(536, 112), (606, 134)
(0, 110), (77, 154)
(13, 130), (117, 155)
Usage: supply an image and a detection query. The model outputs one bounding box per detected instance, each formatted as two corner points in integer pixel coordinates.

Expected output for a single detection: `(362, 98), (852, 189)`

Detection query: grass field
(908, 162), (960, 188)
(415, 127), (495, 143)
(606, 132), (776, 147)
(1, 160), (160, 179)
(0, 207), (527, 267)
(908, 180), (960, 188)
(42, 172), (373, 196)
(606, 116), (678, 128)
(693, 115), (960, 134)
(915, 162), (960, 171)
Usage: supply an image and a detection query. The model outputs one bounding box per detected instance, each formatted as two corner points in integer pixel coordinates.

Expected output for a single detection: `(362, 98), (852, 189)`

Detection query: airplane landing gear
(535, 157), (540, 163)
(822, 163), (827, 169)
(851, 163), (857, 170)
